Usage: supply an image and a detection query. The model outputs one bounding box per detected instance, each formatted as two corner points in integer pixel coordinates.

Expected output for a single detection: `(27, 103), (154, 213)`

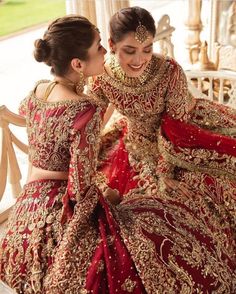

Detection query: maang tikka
(134, 22), (150, 43)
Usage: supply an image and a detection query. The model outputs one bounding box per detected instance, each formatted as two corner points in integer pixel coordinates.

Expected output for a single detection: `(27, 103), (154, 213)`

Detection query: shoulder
(18, 80), (49, 115)
(72, 102), (102, 131)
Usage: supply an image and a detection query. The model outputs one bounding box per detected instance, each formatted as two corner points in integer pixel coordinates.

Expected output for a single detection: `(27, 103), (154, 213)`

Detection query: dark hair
(109, 6), (156, 43)
(34, 15), (96, 76)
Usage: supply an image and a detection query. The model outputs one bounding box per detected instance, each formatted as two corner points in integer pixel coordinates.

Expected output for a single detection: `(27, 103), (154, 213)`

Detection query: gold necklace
(109, 54), (154, 87)
(54, 74), (85, 95)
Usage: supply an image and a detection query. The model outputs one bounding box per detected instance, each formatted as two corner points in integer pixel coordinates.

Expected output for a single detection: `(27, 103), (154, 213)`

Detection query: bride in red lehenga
(87, 6), (236, 293)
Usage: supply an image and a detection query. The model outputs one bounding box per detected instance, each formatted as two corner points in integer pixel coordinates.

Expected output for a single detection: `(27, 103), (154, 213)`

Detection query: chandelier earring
(75, 70), (85, 94)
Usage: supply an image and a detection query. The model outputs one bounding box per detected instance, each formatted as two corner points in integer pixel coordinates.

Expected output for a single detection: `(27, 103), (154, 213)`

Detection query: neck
(54, 76), (85, 94)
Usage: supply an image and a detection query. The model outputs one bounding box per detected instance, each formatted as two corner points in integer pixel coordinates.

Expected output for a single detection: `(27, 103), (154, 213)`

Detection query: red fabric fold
(161, 113), (236, 157)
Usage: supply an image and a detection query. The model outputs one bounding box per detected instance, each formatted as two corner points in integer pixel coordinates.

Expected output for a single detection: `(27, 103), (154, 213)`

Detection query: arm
(165, 59), (196, 121)
(87, 77), (111, 127)
(65, 103), (119, 209)
(67, 104), (102, 202)
(158, 60), (196, 183)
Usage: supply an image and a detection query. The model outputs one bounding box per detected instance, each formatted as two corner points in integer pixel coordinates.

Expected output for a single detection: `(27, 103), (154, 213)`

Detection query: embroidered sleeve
(88, 76), (110, 108)
(165, 60), (195, 121)
(190, 98), (236, 134)
(67, 104), (102, 201)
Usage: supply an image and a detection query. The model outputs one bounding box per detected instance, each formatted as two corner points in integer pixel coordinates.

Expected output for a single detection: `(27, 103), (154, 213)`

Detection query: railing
(0, 105), (27, 223)
(185, 70), (236, 108)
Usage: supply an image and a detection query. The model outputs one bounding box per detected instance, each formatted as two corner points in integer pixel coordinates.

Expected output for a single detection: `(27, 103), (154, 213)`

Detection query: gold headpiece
(134, 22), (149, 43)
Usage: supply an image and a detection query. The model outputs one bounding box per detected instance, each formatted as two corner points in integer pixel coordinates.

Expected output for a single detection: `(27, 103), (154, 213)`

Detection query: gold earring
(75, 70), (85, 94)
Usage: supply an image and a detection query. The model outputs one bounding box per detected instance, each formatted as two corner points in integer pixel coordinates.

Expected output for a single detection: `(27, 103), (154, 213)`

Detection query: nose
(102, 46), (107, 55)
(132, 53), (144, 65)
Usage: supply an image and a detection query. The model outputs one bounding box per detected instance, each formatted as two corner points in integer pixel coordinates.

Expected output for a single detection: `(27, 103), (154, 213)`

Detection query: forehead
(88, 30), (100, 50)
(116, 32), (154, 48)
(91, 30), (100, 44)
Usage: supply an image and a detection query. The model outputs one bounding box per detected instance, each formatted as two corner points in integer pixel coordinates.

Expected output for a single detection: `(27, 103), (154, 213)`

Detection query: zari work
(89, 53), (236, 292)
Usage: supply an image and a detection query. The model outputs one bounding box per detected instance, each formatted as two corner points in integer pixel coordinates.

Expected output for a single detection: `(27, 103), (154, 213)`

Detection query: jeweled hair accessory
(134, 22), (149, 43)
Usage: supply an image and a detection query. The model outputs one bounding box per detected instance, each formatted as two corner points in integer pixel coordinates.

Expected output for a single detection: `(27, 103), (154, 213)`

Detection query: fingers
(163, 178), (194, 198)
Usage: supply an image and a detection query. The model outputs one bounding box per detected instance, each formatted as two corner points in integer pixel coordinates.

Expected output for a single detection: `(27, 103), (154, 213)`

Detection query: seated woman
(91, 6), (236, 222)
(0, 15), (107, 293)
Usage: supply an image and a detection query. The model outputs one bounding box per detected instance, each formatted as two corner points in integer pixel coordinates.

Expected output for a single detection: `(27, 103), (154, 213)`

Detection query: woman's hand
(163, 178), (193, 198)
(104, 187), (121, 205)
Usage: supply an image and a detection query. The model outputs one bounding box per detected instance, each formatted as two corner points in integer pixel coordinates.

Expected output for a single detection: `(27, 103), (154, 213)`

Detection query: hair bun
(34, 38), (50, 63)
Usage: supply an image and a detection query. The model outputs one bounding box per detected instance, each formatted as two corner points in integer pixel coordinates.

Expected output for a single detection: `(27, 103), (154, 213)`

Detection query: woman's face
(111, 32), (154, 78)
(82, 31), (107, 78)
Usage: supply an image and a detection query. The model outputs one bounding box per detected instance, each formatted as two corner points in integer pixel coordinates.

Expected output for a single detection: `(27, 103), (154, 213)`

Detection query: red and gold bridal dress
(1, 76), (235, 293)
(0, 79), (112, 293)
(90, 54), (236, 292)
(92, 55), (236, 205)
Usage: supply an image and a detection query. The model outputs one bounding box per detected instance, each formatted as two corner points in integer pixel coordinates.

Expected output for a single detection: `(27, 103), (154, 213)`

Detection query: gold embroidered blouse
(19, 80), (105, 200)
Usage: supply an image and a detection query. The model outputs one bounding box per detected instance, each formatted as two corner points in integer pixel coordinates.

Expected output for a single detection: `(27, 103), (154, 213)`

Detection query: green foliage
(0, 0), (66, 37)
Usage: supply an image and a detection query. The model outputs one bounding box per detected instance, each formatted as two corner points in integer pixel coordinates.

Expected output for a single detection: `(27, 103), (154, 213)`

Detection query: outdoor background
(0, 0), (65, 37)
(0, 0), (211, 113)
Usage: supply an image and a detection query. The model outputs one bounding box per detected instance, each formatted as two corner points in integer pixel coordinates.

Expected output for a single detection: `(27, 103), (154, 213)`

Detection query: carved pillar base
(185, 0), (202, 64)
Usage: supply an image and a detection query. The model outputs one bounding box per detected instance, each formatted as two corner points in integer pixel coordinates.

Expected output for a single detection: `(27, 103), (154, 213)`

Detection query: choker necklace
(54, 75), (85, 95)
(109, 54), (153, 87)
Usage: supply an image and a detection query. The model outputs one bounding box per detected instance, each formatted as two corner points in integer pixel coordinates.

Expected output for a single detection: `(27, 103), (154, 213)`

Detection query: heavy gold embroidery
(0, 180), (66, 293)
(22, 80), (103, 172)
(96, 260), (105, 274)
(114, 194), (235, 293)
(44, 186), (100, 294)
(159, 132), (236, 181)
(191, 98), (236, 132)
(94, 55), (194, 186)
(121, 278), (137, 292)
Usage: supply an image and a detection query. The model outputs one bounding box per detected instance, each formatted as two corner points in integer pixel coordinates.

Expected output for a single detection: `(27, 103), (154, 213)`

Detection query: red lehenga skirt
(44, 184), (235, 293)
(99, 113), (236, 220)
(1, 180), (235, 293)
(0, 179), (66, 293)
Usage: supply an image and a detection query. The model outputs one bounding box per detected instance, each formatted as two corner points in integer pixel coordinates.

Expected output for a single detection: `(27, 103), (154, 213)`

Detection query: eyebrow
(123, 43), (153, 49)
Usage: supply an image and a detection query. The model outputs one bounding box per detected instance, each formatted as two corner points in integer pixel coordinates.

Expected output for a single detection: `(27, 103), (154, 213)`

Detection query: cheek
(147, 53), (153, 61)
(117, 53), (130, 67)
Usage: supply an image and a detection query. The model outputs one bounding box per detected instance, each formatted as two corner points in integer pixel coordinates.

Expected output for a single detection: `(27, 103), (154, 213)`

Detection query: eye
(144, 47), (153, 53)
(123, 49), (135, 55)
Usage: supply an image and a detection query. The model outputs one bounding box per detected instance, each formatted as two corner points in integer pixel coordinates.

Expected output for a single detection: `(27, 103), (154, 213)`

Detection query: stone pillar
(184, 0), (203, 64)
(65, 0), (97, 26)
(65, 0), (129, 50)
(95, 0), (129, 49)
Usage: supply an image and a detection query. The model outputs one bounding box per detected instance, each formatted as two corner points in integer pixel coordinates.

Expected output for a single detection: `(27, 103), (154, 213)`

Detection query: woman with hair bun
(0, 15), (107, 293)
